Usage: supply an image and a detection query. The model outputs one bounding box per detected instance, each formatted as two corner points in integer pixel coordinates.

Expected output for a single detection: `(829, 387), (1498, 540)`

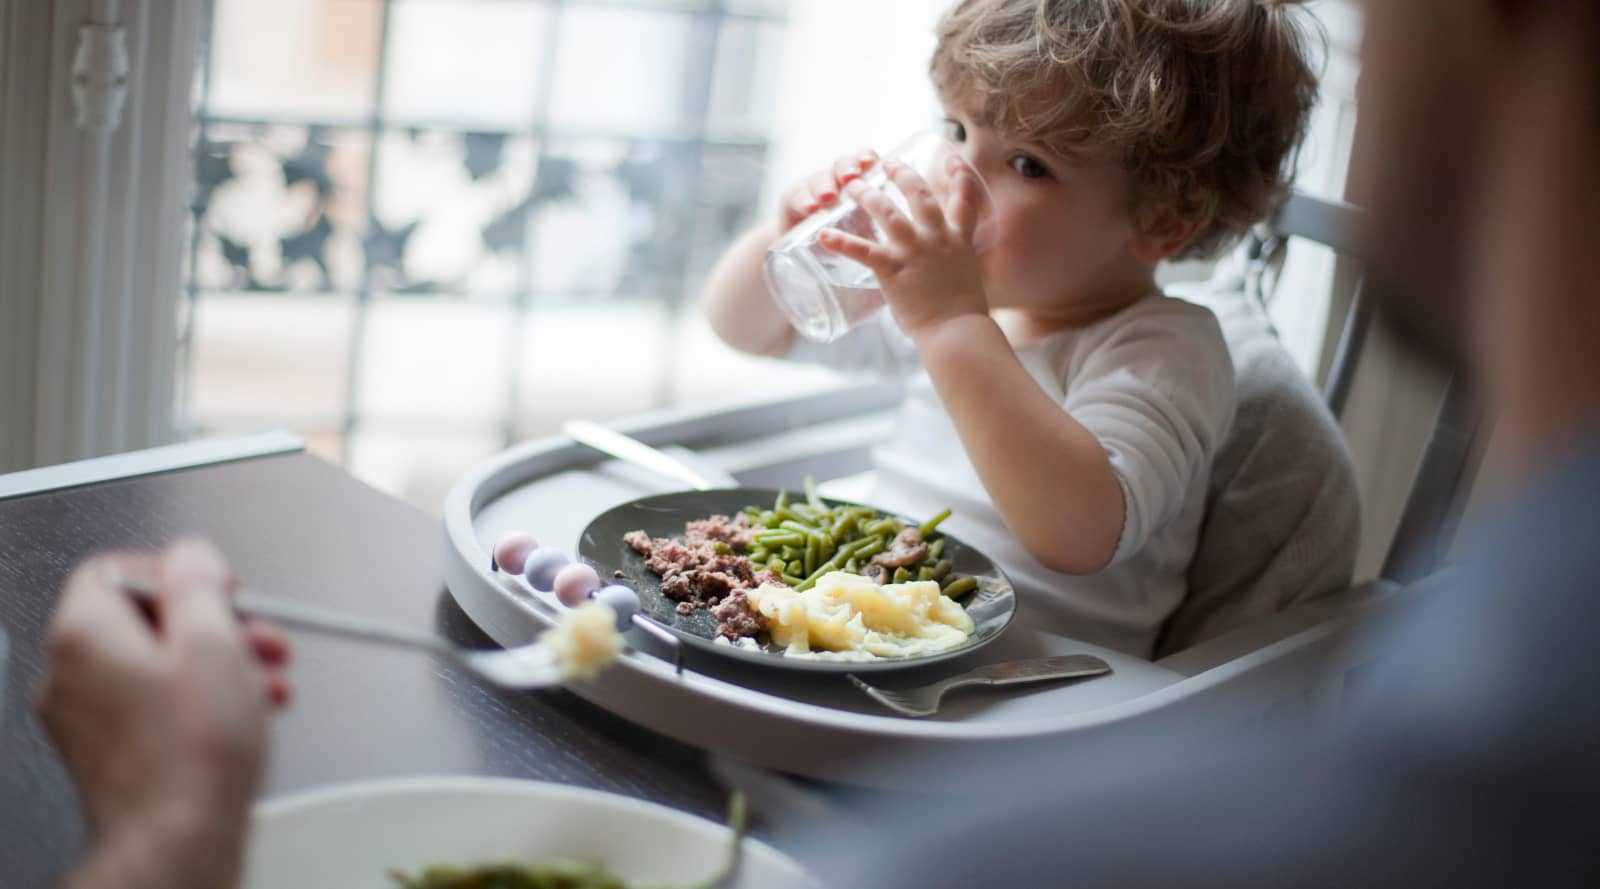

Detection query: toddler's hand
(820, 156), (987, 337)
(777, 148), (879, 232)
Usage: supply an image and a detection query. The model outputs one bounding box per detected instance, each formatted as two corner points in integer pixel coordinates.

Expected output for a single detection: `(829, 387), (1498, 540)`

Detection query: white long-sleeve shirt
(787, 293), (1235, 657)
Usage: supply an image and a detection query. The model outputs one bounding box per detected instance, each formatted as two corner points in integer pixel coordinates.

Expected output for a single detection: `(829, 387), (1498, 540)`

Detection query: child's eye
(944, 119), (968, 143)
(1010, 155), (1049, 179)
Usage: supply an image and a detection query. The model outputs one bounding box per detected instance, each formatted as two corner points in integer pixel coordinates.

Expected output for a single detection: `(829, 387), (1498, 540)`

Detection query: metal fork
(848, 654), (1112, 717)
(119, 575), (569, 690)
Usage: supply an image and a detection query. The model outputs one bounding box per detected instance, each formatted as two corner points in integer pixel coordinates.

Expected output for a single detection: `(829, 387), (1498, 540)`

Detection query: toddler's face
(942, 99), (1154, 315)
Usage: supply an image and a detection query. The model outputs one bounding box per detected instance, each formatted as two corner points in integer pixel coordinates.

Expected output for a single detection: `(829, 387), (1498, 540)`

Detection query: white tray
(443, 388), (1189, 787)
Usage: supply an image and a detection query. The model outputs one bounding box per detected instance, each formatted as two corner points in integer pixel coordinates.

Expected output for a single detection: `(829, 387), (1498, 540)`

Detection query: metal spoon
(848, 654), (1112, 717)
(119, 574), (571, 690)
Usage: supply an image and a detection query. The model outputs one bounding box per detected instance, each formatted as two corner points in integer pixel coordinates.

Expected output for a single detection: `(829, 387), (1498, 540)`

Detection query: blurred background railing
(176, 0), (847, 511)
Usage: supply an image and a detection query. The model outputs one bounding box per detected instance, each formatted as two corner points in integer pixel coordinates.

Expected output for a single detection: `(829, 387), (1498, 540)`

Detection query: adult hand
(37, 539), (291, 889)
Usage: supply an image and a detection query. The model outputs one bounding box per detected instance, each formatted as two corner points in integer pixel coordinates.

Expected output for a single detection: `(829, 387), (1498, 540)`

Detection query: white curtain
(0, 0), (200, 472)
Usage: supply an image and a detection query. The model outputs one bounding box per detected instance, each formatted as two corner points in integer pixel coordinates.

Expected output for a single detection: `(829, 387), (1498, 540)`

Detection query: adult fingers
(244, 620), (291, 668)
(884, 160), (945, 231)
(45, 552), (163, 668)
(265, 673), (293, 708)
(157, 538), (243, 648)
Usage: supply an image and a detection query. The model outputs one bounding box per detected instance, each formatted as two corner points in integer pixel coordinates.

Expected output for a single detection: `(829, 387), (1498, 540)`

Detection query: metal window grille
(177, 0), (787, 473)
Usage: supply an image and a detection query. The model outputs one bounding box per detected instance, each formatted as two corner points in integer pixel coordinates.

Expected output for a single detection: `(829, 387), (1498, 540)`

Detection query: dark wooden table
(0, 447), (726, 888)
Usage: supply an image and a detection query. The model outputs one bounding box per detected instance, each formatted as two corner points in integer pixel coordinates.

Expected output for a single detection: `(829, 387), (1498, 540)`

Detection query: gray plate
(577, 488), (1015, 674)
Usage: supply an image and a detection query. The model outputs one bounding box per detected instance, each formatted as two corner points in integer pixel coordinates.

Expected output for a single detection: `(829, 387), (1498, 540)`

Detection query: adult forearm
(62, 813), (247, 889)
(702, 222), (795, 356)
(913, 314), (1125, 574)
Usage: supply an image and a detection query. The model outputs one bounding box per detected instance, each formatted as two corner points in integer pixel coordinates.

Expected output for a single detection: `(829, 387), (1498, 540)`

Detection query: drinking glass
(763, 131), (996, 342)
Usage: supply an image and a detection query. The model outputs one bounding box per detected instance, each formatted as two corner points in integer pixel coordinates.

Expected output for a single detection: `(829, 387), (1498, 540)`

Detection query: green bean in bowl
(390, 796), (748, 889)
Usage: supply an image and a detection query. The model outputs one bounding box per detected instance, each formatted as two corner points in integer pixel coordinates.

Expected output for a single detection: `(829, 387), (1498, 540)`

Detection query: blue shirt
(785, 434), (1600, 887)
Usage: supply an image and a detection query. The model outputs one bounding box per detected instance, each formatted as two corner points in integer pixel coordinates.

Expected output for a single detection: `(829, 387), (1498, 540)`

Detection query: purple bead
(553, 562), (602, 607)
(492, 531), (539, 576)
(522, 549), (569, 592)
(593, 584), (640, 630)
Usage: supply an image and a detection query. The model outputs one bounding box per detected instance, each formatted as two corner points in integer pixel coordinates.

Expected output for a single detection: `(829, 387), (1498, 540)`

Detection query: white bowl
(242, 776), (814, 889)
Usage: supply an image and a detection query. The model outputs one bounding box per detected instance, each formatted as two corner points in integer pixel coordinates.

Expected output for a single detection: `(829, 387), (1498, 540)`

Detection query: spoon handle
(119, 574), (454, 659)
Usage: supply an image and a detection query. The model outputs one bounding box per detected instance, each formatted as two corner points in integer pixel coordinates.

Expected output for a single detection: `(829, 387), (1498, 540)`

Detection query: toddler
(703, 0), (1318, 657)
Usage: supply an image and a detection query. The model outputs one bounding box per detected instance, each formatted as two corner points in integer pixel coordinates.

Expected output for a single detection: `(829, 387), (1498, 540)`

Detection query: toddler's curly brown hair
(931, 0), (1319, 259)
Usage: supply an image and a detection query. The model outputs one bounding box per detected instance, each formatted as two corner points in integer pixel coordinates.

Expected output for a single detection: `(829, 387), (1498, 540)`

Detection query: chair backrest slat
(1262, 191), (1477, 584)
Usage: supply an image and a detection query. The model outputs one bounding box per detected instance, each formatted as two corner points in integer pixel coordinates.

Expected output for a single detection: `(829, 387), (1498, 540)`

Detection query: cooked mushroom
(858, 563), (889, 584)
(870, 526), (929, 569)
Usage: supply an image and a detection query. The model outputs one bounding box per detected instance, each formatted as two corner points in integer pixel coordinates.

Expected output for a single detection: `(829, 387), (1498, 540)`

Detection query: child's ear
(1129, 205), (1205, 263)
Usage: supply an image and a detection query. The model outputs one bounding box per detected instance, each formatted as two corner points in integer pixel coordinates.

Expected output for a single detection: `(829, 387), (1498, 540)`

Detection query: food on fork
(538, 601), (624, 680)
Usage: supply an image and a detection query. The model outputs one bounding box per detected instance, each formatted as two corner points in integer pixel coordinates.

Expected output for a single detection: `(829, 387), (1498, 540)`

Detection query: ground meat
(870, 526), (928, 569)
(685, 513), (757, 550)
(710, 588), (765, 640)
(624, 513), (772, 638)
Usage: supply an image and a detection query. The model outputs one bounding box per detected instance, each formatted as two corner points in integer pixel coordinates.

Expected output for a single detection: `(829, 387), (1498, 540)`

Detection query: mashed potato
(745, 571), (975, 660)
(539, 602), (624, 679)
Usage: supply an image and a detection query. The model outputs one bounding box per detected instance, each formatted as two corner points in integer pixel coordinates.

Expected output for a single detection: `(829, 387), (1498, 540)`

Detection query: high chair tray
(443, 382), (1189, 787)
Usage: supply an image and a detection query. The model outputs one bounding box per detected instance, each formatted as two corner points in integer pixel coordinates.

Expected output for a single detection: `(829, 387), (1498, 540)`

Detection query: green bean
(774, 489), (789, 512)
(931, 558), (952, 580)
(712, 541), (733, 555)
(804, 475), (825, 511)
(755, 530), (804, 547)
(787, 559), (804, 576)
(773, 506), (804, 524)
(777, 520), (813, 535)
(844, 557), (859, 573)
(850, 536), (884, 559)
(865, 518), (902, 538)
(780, 573), (805, 587)
(790, 503), (825, 522)
(917, 508), (952, 537)
(780, 545), (800, 562)
(942, 575), (978, 598)
(767, 557), (786, 574)
(917, 566), (935, 581)
(891, 566), (910, 584)
(804, 536), (820, 576)
(928, 537), (945, 560)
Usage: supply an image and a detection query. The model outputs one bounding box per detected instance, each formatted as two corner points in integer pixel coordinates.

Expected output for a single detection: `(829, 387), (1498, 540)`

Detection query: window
(178, 0), (839, 511)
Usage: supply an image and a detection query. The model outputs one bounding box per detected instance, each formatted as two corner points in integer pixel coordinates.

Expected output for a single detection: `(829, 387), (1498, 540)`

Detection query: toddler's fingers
(818, 227), (894, 271)
(832, 152), (870, 187)
(946, 158), (983, 243)
(885, 160), (944, 230)
(781, 180), (824, 227)
(845, 180), (917, 247)
(807, 170), (838, 208)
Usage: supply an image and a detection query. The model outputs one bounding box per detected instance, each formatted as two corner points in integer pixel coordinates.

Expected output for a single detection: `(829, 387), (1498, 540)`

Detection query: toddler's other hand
(777, 148), (879, 231)
(820, 156), (987, 337)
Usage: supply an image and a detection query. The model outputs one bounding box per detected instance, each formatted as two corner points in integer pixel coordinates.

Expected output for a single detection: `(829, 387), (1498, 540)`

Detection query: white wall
(760, 0), (949, 213)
